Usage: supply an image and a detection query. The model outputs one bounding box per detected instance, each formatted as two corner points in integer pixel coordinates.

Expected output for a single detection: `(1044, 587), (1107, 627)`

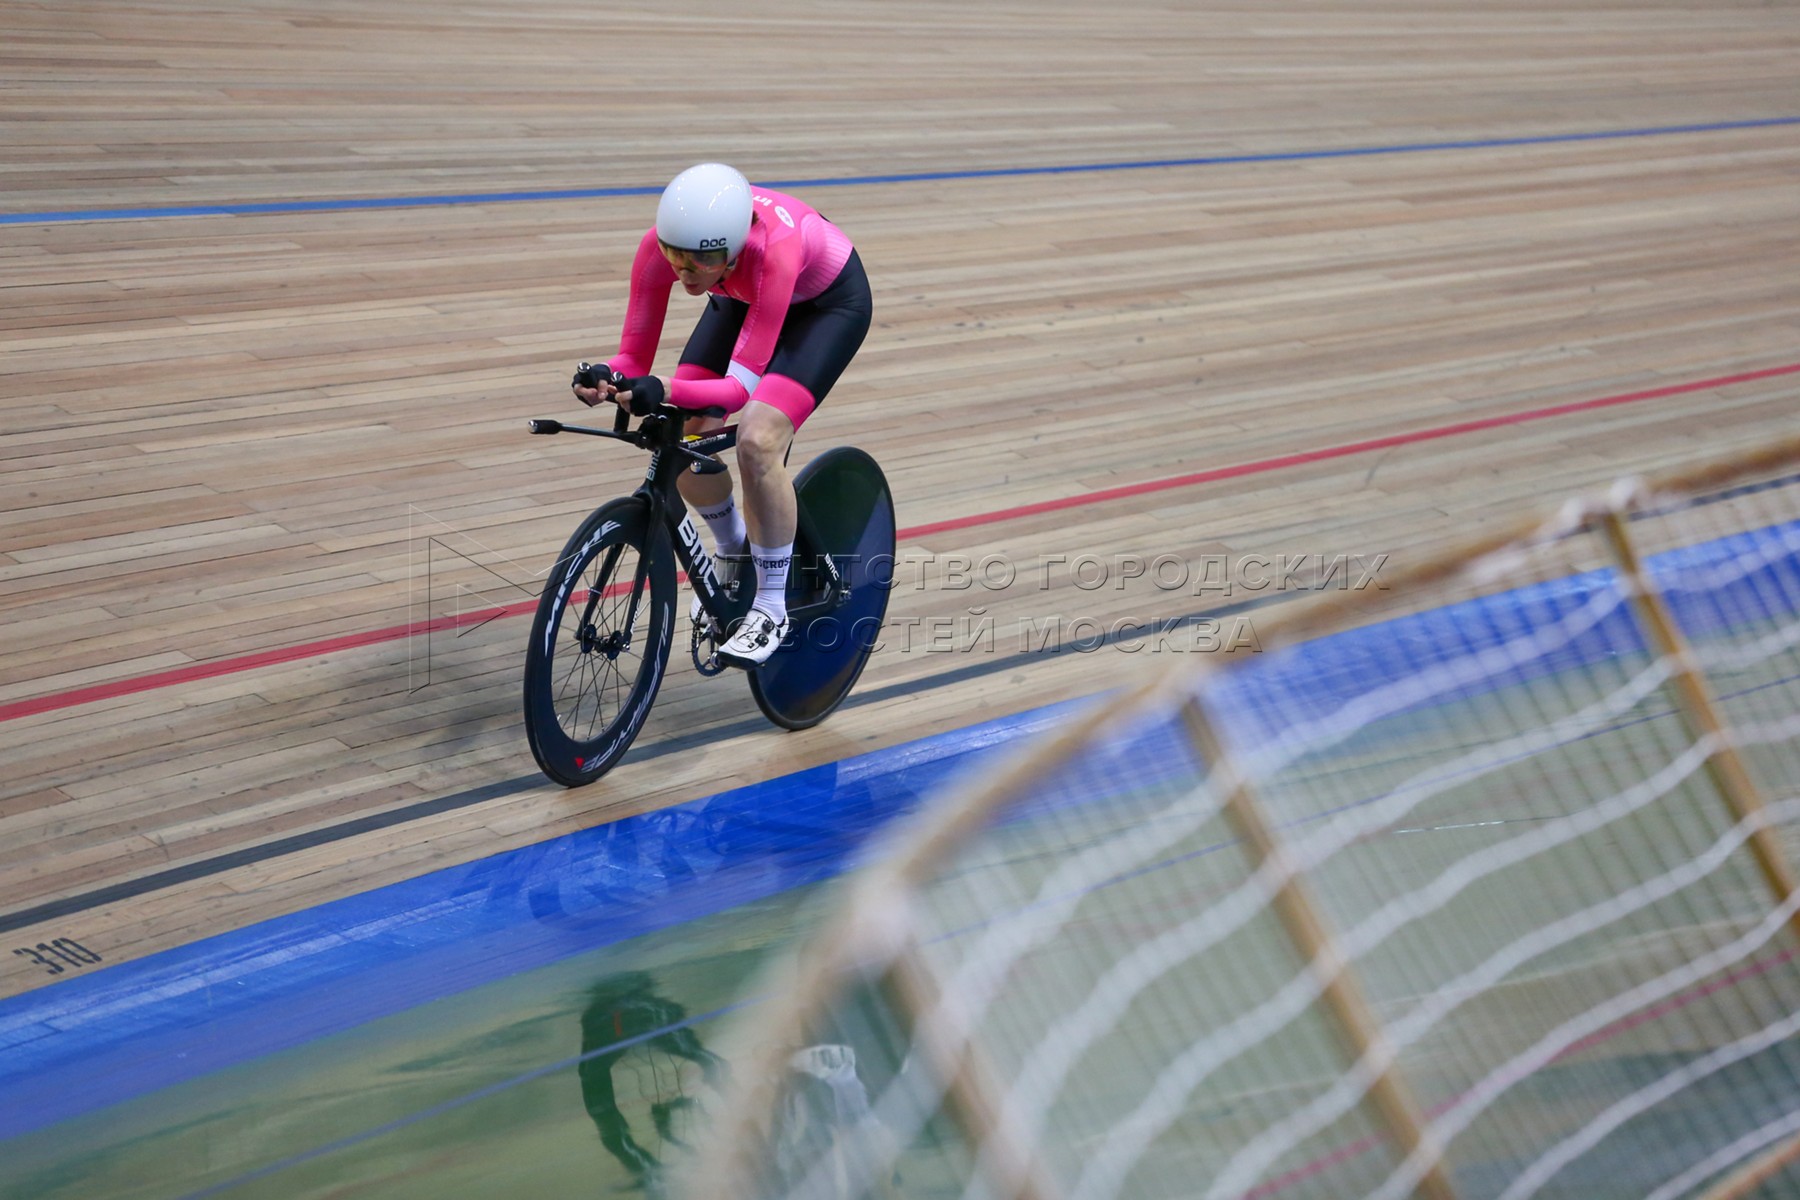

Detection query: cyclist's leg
(768, 248), (873, 411)
(735, 396), (800, 547)
(740, 247), (874, 549)
(673, 301), (753, 635)
(675, 297), (749, 552)
(722, 254), (872, 663)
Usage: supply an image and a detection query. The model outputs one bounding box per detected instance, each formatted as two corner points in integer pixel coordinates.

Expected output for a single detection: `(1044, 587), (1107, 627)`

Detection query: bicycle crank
(690, 619), (728, 677)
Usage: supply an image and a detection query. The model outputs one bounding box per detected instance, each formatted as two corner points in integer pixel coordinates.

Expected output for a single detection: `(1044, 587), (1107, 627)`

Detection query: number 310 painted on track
(12, 938), (103, 976)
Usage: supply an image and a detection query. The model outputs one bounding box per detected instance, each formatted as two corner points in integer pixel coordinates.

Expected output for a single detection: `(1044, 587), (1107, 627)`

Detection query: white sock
(749, 541), (793, 621)
(696, 497), (746, 558)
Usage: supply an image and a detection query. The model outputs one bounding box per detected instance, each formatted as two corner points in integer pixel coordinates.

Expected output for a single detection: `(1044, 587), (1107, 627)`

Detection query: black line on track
(0, 596), (1289, 935)
(6, 472), (1797, 933)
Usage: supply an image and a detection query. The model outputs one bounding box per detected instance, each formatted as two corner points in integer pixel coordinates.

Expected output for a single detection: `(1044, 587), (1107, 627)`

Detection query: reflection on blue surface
(0, 697), (1093, 1140)
(577, 971), (728, 1192)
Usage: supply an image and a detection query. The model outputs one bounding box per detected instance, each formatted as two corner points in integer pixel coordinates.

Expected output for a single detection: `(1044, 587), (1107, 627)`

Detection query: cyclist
(572, 162), (873, 668)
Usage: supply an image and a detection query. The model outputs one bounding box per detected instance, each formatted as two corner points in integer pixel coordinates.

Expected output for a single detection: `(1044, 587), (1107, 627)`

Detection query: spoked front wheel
(749, 447), (896, 730)
(523, 498), (676, 786)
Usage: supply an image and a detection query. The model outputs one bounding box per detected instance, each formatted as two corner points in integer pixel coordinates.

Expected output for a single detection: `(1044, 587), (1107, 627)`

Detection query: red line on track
(5, 361), (1796, 724)
(906, 362), (1800, 537)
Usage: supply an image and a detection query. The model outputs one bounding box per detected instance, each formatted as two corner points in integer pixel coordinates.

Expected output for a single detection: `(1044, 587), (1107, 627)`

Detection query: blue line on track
(4, 116), (1796, 226)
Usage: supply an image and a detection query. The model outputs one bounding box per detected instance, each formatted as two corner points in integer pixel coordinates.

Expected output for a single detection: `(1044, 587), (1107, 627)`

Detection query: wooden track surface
(3, 0), (1798, 1000)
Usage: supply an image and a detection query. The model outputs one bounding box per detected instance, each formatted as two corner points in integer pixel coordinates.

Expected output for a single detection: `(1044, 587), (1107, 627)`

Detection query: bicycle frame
(648, 420), (739, 627)
(523, 402), (896, 780)
(527, 408), (847, 637)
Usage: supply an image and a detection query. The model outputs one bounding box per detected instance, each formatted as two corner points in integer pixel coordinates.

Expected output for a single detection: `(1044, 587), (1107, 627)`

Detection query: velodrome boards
(3, 0), (1798, 1001)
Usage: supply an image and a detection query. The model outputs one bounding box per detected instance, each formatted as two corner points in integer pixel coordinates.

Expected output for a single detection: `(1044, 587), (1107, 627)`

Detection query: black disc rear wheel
(749, 447), (896, 730)
(524, 498), (675, 785)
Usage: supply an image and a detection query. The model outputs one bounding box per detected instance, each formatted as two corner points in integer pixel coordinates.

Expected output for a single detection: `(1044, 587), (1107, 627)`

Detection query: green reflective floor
(2, 889), (834, 1200)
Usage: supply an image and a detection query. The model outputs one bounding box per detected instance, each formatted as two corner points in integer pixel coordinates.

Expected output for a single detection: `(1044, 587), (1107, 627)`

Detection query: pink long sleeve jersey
(609, 187), (855, 412)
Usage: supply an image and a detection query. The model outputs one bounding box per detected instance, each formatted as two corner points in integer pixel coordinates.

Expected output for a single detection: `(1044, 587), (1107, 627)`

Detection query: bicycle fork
(568, 539), (647, 662)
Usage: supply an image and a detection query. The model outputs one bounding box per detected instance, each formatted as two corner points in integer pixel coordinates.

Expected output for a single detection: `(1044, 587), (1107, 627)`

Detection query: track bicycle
(522, 381), (896, 787)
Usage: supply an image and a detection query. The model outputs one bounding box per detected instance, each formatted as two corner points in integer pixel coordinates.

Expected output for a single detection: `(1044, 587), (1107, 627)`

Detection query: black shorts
(678, 248), (872, 406)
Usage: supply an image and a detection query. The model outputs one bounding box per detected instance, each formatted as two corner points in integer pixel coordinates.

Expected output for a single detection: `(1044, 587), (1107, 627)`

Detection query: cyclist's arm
(665, 236), (803, 414)
(609, 228), (677, 377)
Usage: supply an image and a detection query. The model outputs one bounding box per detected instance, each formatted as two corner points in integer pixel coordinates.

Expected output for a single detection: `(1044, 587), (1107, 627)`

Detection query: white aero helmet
(655, 162), (753, 261)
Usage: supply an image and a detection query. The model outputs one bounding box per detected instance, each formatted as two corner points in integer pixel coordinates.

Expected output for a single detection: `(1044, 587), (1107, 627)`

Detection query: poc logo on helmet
(697, 237), (729, 250)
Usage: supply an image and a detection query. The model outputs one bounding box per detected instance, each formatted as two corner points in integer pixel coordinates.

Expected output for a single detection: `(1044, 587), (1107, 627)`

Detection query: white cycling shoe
(718, 608), (791, 669)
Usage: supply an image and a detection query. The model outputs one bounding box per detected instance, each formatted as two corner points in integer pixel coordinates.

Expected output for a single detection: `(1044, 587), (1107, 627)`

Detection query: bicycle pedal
(690, 623), (728, 677)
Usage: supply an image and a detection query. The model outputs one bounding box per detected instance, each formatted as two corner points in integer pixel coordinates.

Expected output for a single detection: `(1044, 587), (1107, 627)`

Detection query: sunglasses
(658, 241), (730, 272)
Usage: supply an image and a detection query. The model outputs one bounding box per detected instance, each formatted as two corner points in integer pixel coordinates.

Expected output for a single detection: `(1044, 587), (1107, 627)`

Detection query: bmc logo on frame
(676, 515), (720, 593)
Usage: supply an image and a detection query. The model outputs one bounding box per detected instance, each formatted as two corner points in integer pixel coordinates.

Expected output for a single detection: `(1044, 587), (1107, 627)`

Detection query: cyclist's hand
(617, 375), (668, 415)
(570, 361), (622, 408)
